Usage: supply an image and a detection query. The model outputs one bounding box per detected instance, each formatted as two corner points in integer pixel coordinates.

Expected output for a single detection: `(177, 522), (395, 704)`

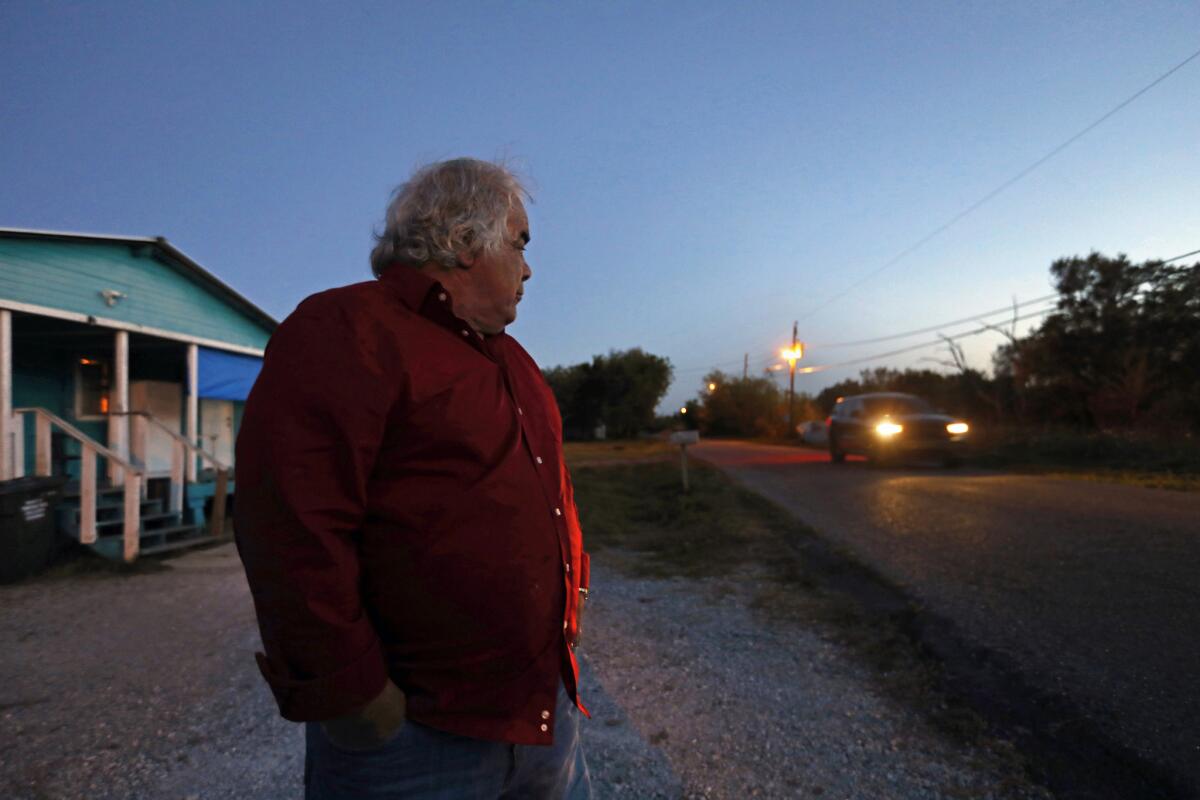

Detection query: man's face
(452, 201), (532, 335)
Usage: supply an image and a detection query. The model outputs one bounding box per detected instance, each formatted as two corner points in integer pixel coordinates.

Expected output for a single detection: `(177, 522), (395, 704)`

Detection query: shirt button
(518, 407), (524, 415)
(535, 456), (543, 464)
(540, 724), (549, 732)
(460, 329), (470, 337)
(541, 710), (551, 720)
(565, 562), (571, 573)
(563, 620), (568, 630)
(554, 507), (562, 516)
(438, 292), (447, 302)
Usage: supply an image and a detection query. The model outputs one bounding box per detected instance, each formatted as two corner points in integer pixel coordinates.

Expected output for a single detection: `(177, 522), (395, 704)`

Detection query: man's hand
(320, 679), (406, 750)
(571, 587), (589, 649)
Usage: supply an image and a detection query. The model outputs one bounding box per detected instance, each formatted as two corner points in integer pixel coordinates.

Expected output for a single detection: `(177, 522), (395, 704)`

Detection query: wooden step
(87, 524), (218, 560)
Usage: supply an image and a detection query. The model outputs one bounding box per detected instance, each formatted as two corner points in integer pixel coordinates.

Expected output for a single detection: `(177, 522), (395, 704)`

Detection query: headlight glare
(946, 422), (969, 435)
(875, 421), (904, 437)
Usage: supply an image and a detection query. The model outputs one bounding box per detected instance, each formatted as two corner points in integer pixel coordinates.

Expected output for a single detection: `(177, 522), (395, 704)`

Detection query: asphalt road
(693, 439), (1200, 798)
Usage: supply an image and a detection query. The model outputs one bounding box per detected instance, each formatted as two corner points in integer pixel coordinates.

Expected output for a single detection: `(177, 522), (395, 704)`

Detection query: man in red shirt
(234, 158), (591, 799)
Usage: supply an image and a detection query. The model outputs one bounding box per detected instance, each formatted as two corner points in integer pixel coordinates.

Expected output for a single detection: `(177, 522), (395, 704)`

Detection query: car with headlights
(827, 392), (969, 466)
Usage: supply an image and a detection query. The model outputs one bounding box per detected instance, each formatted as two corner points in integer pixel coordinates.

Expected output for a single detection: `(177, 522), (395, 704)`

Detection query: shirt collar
(378, 264), (446, 312)
(378, 263), (513, 348)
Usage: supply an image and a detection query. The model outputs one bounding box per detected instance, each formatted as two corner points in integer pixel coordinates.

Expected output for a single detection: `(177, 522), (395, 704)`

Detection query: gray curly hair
(370, 158), (529, 277)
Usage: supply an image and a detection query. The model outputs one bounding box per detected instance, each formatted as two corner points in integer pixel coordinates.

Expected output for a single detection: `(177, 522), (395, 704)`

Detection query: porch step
(55, 498), (167, 535)
(57, 508), (181, 535)
(88, 523), (218, 560)
(53, 478), (217, 560)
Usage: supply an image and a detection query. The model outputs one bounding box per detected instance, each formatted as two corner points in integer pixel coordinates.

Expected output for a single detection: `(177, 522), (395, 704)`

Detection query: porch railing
(120, 411), (231, 538)
(12, 406), (144, 562)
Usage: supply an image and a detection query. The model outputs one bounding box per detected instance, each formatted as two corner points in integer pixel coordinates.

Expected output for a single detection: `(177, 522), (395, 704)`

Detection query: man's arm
(234, 297), (403, 730)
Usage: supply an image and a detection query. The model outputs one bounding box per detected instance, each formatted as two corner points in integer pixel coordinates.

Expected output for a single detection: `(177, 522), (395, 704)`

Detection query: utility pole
(743, 353), (748, 380)
(779, 323), (804, 437)
(788, 321), (798, 435)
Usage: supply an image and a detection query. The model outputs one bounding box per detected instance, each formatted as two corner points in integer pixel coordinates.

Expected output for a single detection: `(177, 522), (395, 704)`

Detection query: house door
(129, 381), (183, 476)
(199, 399), (234, 466)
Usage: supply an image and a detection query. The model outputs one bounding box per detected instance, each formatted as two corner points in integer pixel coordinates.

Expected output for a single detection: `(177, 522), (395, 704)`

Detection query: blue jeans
(304, 682), (591, 799)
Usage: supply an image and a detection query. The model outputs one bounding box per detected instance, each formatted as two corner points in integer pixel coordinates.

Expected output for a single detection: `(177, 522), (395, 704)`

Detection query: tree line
(543, 252), (1198, 439)
(543, 348), (673, 439)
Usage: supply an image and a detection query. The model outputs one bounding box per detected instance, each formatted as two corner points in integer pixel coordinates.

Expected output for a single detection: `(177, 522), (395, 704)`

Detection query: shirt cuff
(254, 638), (390, 722)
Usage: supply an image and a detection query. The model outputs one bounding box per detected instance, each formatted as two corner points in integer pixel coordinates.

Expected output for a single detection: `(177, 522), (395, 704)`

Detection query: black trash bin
(0, 476), (68, 584)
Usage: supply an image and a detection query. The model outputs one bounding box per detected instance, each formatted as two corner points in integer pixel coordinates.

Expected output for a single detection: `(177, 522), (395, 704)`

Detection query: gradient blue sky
(3, 2), (1197, 413)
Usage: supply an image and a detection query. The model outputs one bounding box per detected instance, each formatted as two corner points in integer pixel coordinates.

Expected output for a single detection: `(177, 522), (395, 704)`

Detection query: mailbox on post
(668, 430), (700, 491)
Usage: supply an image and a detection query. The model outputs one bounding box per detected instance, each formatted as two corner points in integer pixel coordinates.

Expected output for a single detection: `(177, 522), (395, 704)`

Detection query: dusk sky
(3, 2), (1197, 413)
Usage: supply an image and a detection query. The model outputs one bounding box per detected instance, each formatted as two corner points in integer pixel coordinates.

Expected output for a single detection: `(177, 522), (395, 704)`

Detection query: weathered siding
(0, 239), (271, 350)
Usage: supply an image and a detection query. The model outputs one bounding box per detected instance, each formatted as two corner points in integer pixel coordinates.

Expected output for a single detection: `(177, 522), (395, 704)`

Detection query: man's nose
(522, 261), (532, 281)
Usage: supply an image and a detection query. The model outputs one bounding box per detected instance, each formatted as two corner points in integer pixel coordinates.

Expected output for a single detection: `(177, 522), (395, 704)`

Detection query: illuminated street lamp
(707, 382), (717, 392)
(781, 323), (804, 435)
(680, 406), (688, 415)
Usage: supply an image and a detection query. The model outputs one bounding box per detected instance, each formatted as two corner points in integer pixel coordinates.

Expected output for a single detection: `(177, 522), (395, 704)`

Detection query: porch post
(186, 343), (198, 482)
(108, 330), (129, 485)
(0, 309), (11, 481)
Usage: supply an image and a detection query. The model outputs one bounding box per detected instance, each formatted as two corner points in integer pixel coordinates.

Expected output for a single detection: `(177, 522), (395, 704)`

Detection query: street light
(780, 346), (803, 363)
(781, 325), (804, 435)
(707, 382), (717, 392)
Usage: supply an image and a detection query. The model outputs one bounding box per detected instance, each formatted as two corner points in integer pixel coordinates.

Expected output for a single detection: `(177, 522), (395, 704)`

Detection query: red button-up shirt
(233, 266), (589, 746)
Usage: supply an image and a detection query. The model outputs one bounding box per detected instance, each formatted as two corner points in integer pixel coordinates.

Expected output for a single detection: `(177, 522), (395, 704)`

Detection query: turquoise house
(0, 228), (276, 561)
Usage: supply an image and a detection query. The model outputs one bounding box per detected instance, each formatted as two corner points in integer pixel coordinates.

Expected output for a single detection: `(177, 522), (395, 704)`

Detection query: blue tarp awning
(198, 347), (262, 401)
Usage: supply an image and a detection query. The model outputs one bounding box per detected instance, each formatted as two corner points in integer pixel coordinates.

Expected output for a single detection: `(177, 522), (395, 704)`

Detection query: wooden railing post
(170, 440), (184, 514)
(80, 443), (97, 544)
(9, 413), (24, 478)
(34, 412), (51, 476)
(123, 474), (141, 562)
(209, 467), (229, 538)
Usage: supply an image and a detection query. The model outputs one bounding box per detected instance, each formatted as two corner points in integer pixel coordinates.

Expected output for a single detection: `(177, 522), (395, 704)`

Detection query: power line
(672, 292), (1054, 374)
(795, 306), (1057, 375)
(673, 245), (1197, 379)
(809, 293), (1058, 349)
(1164, 248), (1200, 264)
(793, 245), (1200, 374)
(792, 46), (1200, 325)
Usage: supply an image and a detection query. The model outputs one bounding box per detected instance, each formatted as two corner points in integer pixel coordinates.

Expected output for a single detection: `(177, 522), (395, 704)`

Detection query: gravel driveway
(2, 540), (1050, 799)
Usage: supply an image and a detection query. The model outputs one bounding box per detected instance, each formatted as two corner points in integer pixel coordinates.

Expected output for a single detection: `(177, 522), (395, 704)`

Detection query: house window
(76, 358), (111, 419)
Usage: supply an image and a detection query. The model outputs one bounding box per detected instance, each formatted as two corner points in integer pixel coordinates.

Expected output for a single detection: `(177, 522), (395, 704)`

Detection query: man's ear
(454, 250), (475, 270)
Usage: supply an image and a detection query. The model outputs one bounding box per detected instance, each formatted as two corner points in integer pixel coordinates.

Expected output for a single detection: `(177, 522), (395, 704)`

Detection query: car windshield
(862, 396), (933, 416)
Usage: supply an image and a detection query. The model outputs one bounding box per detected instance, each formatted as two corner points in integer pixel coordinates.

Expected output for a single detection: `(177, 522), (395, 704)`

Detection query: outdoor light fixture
(875, 420), (904, 437)
(99, 289), (126, 307)
(708, 382), (717, 391)
(680, 407), (688, 414)
(946, 422), (969, 435)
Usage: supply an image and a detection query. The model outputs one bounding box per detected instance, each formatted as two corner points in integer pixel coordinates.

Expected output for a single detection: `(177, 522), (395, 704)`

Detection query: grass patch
(969, 428), (1200, 492)
(574, 460), (792, 578)
(1028, 468), (1200, 492)
(563, 439), (671, 467)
